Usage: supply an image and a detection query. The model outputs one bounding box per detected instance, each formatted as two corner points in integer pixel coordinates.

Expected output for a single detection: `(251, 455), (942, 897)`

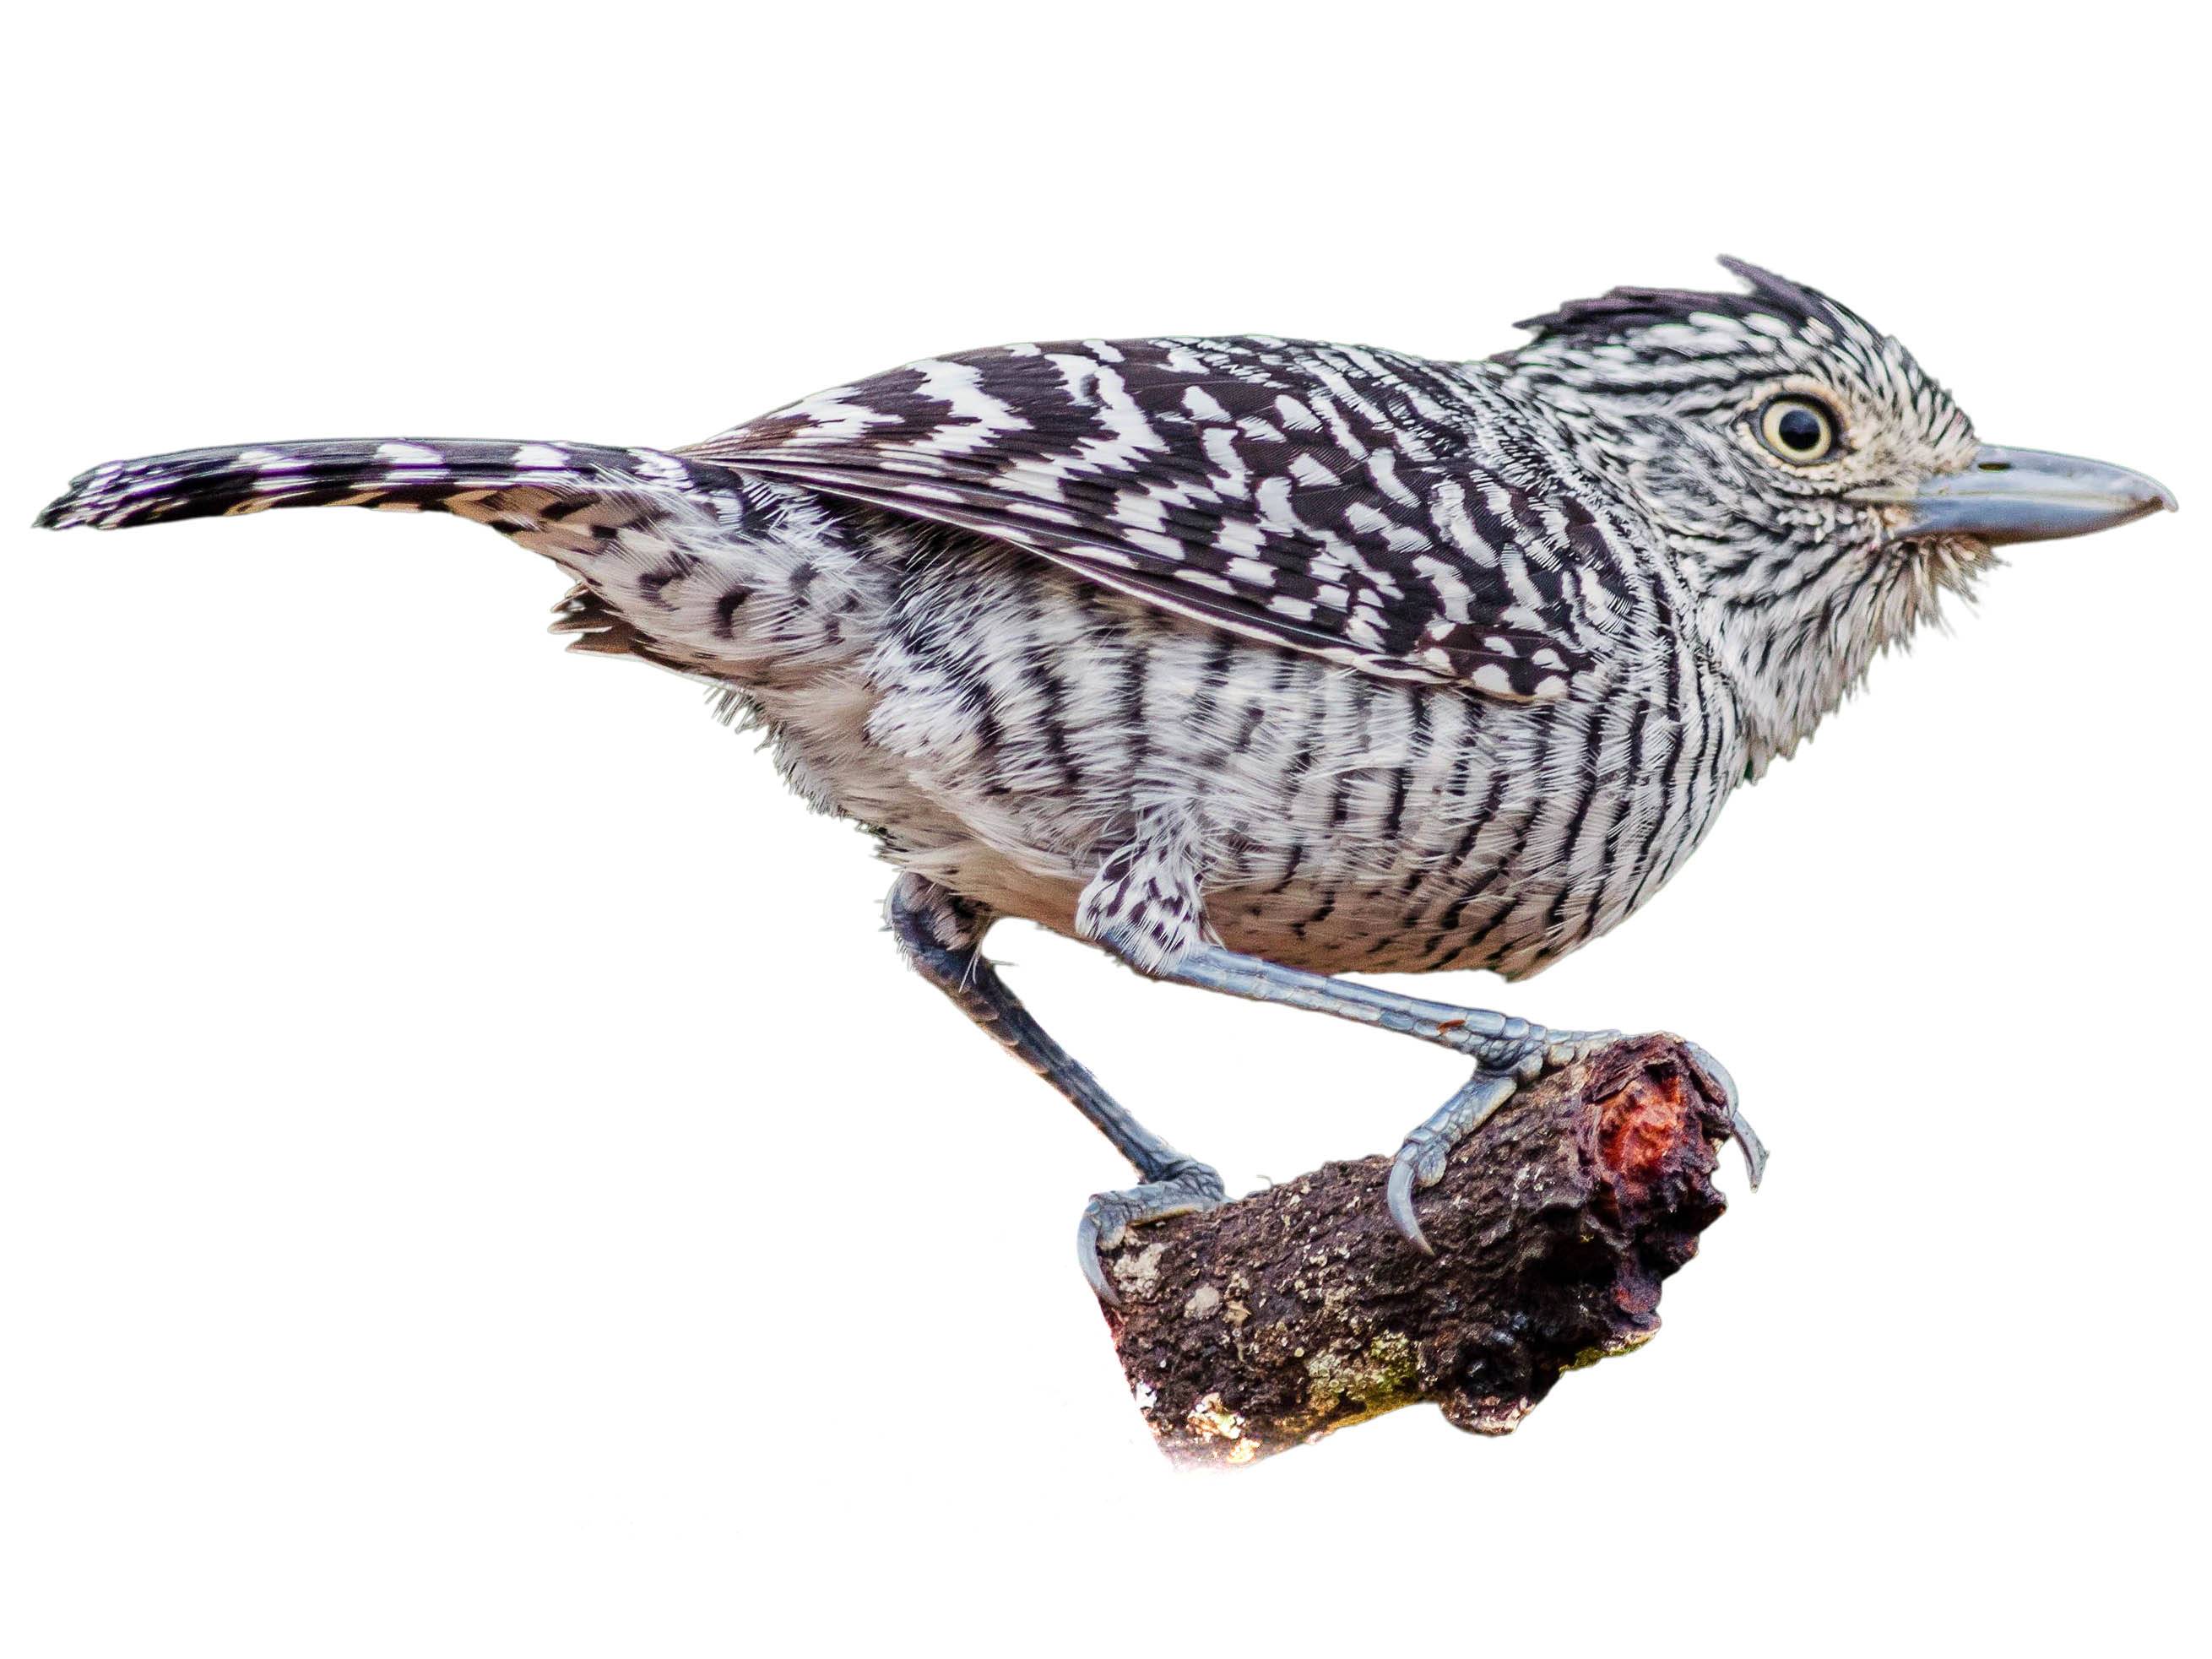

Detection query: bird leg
(1106, 940), (1607, 1251)
(1101, 939), (1765, 1253)
(886, 875), (1223, 1304)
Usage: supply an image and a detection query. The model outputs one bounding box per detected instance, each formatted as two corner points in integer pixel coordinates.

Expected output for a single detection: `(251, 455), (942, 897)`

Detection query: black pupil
(1776, 406), (1824, 453)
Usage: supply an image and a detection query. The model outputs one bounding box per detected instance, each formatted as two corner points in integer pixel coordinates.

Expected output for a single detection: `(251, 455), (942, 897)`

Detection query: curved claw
(1385, 1153), (1434, 1256)
(1682, 1040), (1767, 1189)
(1385, 1072), (1516, 1255)
(1732, 1111), (1769, 1190)
(1076, 1163), (1225, 1307)
(1077, 1208), (1122, 1307)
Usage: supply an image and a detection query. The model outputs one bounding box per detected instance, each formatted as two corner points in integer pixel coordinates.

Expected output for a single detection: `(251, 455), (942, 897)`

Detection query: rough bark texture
(1098, 1034), (1738, 1466)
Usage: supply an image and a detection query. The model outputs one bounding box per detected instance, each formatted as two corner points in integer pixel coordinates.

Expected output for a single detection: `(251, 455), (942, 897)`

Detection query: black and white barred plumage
(39, 258), (2174, 1280)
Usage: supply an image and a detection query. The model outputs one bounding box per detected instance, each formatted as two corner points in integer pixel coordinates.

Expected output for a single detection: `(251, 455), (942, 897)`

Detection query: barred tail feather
(35, 436), (887, 685)
(33, 437), (740, 535)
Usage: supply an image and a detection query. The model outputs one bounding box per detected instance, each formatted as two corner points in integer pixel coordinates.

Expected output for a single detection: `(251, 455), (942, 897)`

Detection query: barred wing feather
(688, 337), (1629, 702)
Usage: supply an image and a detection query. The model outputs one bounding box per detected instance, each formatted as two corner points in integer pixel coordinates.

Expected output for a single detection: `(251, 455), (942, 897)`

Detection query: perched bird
(36, 258), (2175, 1298)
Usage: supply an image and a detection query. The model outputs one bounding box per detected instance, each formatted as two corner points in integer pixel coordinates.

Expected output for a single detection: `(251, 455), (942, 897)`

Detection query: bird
(35, 258), (2177, 1301)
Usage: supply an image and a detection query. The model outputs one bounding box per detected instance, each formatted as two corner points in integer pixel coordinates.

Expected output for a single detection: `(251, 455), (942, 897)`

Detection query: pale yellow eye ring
(1758, 396), (1840, 464)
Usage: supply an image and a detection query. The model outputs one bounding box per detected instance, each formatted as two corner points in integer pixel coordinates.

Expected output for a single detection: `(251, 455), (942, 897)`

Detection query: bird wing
(687, 337), (1634, 701)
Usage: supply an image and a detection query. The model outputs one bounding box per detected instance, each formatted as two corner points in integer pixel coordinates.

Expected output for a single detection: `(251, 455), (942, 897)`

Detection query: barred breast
(742, 516), (1746, 980)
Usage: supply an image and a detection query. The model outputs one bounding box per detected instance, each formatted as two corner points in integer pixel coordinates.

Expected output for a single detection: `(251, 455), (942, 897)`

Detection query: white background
(3, 3), (2204, 1653)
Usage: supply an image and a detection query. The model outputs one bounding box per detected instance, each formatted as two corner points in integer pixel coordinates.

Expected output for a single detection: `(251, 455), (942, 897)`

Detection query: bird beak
(1848, 445), (2177, 545)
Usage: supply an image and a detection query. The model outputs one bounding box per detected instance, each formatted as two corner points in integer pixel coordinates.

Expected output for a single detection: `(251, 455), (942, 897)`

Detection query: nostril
(1976, 460), (2010, 472)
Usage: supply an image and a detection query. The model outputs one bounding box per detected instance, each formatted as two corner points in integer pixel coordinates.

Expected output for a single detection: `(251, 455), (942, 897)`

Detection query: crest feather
(1510, 256), (1841, 348)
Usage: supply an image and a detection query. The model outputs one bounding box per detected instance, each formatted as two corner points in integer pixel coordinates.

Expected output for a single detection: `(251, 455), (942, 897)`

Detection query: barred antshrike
(39, 258), (2176, 1297)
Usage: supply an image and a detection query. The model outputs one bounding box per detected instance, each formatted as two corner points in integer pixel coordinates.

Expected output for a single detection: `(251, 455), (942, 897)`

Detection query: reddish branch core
(1596, 1058), (1696, 1206)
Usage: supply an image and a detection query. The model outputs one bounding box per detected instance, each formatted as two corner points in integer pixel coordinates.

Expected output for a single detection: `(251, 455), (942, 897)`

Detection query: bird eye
(1757, 397), (1840, 464)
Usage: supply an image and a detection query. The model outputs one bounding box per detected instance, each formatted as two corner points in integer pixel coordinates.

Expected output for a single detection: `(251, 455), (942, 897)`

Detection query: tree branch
(1096, 1034), (1741, 1466)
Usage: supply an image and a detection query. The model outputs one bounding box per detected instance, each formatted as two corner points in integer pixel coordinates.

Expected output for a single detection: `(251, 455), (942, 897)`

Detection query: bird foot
(1445, 1020), (1615, 1077)
(1388, 1027), (1612, 1251)
(1079, 1158), (1226, 1306)
(1385, 1029), (1760, 1254)
(1680, 1040), (1768, 1188)
(1385, 1071), (1521, 1255)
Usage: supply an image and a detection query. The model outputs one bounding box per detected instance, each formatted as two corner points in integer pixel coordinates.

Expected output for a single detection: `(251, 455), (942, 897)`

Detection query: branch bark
(1096, 1034), (1741, 1466)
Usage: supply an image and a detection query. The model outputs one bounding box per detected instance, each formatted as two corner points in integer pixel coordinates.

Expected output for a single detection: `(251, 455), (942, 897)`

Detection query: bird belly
(718, 530), (1738, 984)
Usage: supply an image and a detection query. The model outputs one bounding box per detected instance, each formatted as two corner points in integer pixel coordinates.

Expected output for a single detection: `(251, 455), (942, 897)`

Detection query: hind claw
(1079, 1160), (1226, 1306)
(1682, 1041), (1767, 1187)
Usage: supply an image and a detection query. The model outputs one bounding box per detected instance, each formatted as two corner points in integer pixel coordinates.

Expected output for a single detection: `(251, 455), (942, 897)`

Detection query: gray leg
(1099, 935), (1766, 1251)
(1163, 943), (1612, 1073)
(1103, 938), (1611, 1252)
(886, 874), (1223, 1304)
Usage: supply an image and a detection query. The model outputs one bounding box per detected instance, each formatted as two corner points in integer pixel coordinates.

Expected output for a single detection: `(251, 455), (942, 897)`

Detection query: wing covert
(687, 336), (1630, 701)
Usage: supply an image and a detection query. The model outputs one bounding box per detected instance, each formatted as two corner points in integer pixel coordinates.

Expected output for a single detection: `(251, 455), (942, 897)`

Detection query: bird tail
(34, 436), (739, 536)
(35, 436), (881, 680)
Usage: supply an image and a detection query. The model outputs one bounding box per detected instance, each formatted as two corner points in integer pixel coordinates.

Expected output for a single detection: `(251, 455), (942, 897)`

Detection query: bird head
(1494, 258), (2176, 771)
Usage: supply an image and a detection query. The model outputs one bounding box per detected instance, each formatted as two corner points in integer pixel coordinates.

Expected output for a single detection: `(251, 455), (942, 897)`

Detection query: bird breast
(737, 530), (1748, 981)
